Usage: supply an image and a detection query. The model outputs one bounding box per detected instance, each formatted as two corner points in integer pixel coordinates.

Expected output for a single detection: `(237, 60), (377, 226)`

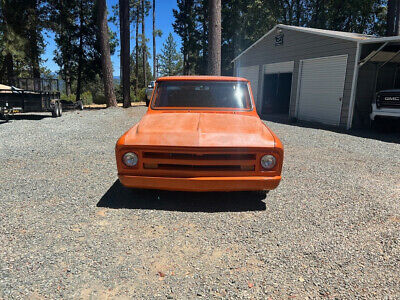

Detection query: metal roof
(233, 24), (400, 62)
(278, 25), (374, 40)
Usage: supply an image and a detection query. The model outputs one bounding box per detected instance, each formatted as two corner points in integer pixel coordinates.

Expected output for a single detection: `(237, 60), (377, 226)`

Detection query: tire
(0, 113), (9, 122)
(77, 100), (84, 110)
(52, 102), (58, 118)
(58, 102), (63, 117)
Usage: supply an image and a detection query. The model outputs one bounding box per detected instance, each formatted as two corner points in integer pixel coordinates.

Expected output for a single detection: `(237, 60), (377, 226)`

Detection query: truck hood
(120, 112), (275, 148)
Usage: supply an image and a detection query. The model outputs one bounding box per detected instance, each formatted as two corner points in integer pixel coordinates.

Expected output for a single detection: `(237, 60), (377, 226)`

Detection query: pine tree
(195, 0), (208, 75)
(97, 0), (117, 107)
(158, 33), (183, 76)
(173, 0), (199, 75)
(0, 0), (45, 84)
(48, 0), (108, 98)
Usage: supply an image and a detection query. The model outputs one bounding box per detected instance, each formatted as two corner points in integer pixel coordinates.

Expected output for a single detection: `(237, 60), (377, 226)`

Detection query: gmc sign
(384, 96), (400, 101)
(377, 90), (400, 108)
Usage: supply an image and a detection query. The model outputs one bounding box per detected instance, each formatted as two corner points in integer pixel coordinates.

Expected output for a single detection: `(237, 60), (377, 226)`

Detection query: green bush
(93, 94), (106, 104)
(81, 91), (93, 105)
(137, 88), (147, 102)
(60, 94), (76, 101)
(61, 92), (93, 105)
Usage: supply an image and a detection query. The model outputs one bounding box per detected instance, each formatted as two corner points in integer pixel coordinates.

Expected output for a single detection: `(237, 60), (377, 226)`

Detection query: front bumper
(370, 104), (400, 120)
(118, 174), (281, 192)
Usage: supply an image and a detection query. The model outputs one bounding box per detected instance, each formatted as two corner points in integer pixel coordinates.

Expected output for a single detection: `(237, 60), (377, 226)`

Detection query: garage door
(263, 61), (294, 74)
(297, 55), (348, 126)
(237, 65), (260, 106)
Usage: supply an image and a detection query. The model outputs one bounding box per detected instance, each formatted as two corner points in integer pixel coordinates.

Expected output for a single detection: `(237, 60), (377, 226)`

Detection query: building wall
(234, 27), (358, 128)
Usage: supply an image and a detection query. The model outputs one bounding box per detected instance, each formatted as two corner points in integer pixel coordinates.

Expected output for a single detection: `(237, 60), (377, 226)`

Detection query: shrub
(81, 91), (93, 105)
(137, 88), (147, 102)
(60, 94), (76, 102)
(61, 92), (93, 105)
(93, 94), (106, 104)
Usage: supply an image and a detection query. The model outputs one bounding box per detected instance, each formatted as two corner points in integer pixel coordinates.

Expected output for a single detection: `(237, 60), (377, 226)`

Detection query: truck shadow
(0, 114), (51, 124)
(97, 180), (267, 212)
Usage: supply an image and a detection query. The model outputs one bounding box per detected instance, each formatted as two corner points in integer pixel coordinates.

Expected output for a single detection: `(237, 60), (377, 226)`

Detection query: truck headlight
(261, 154), (276, 170)
(123, 152), (138, 167)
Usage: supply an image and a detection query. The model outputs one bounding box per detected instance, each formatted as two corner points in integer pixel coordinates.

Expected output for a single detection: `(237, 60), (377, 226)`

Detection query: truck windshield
(151, 81), (252, 110)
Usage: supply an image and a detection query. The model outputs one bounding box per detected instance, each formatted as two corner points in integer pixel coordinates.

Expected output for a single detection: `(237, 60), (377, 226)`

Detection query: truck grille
(141, 150), (257, 174)
(377, 92), (400, 108)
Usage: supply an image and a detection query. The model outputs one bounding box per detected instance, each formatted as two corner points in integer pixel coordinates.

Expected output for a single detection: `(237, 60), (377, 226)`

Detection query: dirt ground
(1, 106), (399, 299)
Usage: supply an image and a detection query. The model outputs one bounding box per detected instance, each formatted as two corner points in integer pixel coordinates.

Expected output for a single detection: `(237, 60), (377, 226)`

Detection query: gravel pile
(1, 107), (399, 299)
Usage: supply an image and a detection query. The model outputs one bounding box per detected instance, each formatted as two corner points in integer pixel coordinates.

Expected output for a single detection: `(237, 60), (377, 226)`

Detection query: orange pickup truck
(115, 76), (283, 192)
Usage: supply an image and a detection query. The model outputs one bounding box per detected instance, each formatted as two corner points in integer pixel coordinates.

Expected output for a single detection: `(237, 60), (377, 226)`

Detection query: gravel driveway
(1, 107), (399, 299)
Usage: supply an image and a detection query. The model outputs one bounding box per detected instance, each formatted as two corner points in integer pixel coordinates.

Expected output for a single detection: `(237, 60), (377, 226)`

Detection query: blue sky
(41, 0), (181, 76)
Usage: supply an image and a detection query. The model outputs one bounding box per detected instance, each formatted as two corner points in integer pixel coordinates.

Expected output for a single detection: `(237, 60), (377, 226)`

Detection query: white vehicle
(370, 89), (400, 123)
(145, 81), (155, 106)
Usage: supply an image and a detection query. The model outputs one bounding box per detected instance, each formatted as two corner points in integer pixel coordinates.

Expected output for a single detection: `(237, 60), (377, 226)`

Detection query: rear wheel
(58, 102), (63, 117)
(52, 102), (58, 117)
(77, 100), (84, 110)
(0, 112), (9, 122)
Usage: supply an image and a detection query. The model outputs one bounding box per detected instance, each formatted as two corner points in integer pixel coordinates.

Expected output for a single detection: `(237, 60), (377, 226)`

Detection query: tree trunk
(201, 0), (208, 75)
(311, 0), (325, 28)
(295, 0), (301, 26)
(142, 0), (147, 87)
(135, 6), (139, 98)
(97, 0), (117, 107)
(30, 0), (41, 79)
(183, 52), (188, 75)
(395, 0), (400, 36)
(66, 78), (72, 95)
(64, 67), (71, 95)
(5, 53), (14, 86)
(120, 0), (131, 107)
(153, 0), (156, 78)
(387, 0), (396, 36)
(76, 0), (84, 102)
(207, 0), (221, 75)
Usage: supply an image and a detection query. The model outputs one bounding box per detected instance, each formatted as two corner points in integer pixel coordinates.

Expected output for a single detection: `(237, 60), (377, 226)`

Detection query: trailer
(0, 78), (63, 121)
